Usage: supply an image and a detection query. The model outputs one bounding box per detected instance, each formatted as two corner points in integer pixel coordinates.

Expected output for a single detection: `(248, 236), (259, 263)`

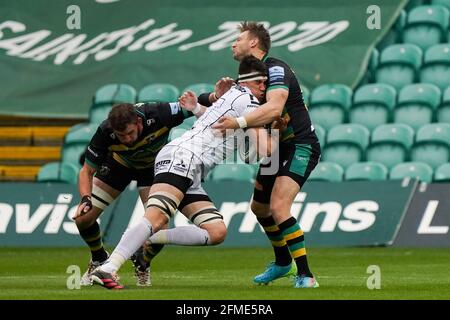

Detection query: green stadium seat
(350, 84), (396, 131)
(406, 0), (427, 12)
(394, 83), (441, 130)
(138, 83), (180, 103)
(61, 125), (96, 167)
(358, 48), (380, 86)
(375, 44), (422, 91)
(90, 84), (137, 124)
(403, 5), (449, 51)
(437, 86), (450, 123)
(308, 162), (344, 182)
(93, 83), (136, 105)
(345, 162), (388, 181)
(37, 161), (79, 184)
(301, 85), (310, 106)
(390, 162), (434, 182)
(420, 44), (450, 91)
(410, 123), (450, 169)
(322, 124), (370, 169)
(210, 164), (255, 182)
(434, 162), (450, 181)
(168, 128), (187, 141)
(182, 83), (215, 96)
(366, 123), (415, 169)
(178, 116), (196, 130)
(65, 123), (98, 141)
(431, 0), (450, 10)
(313, 124), (326, 148)
(377, 10), (406, 51)
(309, 84), (352, 131)
(89, 104), (113, 124)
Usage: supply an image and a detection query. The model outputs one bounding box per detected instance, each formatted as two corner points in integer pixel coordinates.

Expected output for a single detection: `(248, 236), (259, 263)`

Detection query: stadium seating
(377, 10), (406, 51)
(322, 124), (370, 169)
(349, 83), (396, 131)
(406, 0), (428, 12)
(394, 83), (441, 130)
(432, 0), (450, 10)
(366, 123), (415, 169)
(210, 164), (255, 182)
(410, 123), (450, 169)
(375, 44), (422, 91)
(61, 124), (97, 167)
(168, 128), (188, 141)
(182, 83), (215, 96)
(138, 83), (180, 103)
(420, 44), (450, 91)
(37, 161), (79, 184)
(434, 162), (450, 181)
(308, 84), (352, 131)
(313, 124), (326, 148)
(89, 84), (137, 124)
(308, 162), (344, 182)
(345, 162), (389, 181)
(390, 162), (434, 182)
(403, 5), (449, 51)
(437, 86), (450, 123)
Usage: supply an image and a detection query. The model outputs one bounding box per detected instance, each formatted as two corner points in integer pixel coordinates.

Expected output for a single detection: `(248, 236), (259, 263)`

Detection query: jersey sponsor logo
(268, 66), (285, 82)
(155, 159), (171, 169)
(87, 146), (99, 158)
(169, 102), (181, 115)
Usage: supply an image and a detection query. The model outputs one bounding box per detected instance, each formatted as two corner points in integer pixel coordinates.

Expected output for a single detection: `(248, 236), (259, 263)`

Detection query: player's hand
(73, 195), (92, 219)
(179, 91), (198, 111)
(214, 77), (234, 98)
(271, 116), (287, 132)
(212, 116), (239, 135)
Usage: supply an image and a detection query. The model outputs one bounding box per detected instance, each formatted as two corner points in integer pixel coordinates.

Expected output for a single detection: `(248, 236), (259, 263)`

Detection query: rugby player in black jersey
(211, 22), (320, 288)
(73, 101), (196, 287)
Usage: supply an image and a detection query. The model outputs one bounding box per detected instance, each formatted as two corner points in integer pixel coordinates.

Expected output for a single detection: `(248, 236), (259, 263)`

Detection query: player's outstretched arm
(213, 88), (288, 131)
(179, 91), (207, 118)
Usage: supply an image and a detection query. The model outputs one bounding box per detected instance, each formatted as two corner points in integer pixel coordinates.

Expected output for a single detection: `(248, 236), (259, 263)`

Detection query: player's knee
(251, 200), (269, 217)
(75, 214), (97, 231)
(269, 197), (289, 216)
(203, 222), (227, 245)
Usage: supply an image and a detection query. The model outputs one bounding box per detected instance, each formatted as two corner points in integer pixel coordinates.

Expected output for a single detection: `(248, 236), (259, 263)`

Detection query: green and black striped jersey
(264, 55), (318, 145)
(85, 102), (192, 170)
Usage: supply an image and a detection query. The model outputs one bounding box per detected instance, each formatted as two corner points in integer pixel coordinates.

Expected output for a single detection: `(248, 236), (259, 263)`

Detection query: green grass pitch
(0, 247), (449, 300)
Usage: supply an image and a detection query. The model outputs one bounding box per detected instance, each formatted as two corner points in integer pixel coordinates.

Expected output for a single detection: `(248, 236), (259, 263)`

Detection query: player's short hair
(238, 55), (268, 80)
(238, 21), (271, 53)
(108, 103), (138, 132)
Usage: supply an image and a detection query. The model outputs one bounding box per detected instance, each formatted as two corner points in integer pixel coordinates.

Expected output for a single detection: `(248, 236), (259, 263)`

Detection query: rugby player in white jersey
(90, 56), (276, 289)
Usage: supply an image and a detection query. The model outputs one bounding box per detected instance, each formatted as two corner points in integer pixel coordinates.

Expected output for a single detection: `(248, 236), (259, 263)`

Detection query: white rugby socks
(149, 226), (211, 246)
(101, 217), (153, 273)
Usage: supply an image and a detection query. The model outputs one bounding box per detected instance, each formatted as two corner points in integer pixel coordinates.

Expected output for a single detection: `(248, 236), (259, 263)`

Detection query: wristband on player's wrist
(81, 195), (92, 205)
(192, 103), (202, 115)
(236, 116), (248, 129)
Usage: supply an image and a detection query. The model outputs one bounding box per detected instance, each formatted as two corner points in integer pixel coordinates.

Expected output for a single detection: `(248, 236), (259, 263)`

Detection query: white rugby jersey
(167, 84), (260, 172)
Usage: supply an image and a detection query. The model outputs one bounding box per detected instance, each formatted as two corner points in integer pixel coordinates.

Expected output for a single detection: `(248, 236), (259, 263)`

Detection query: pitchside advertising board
(0, 0), (406, 118)
(393, 183), (450, 247)
(0, 180), (421, 247)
